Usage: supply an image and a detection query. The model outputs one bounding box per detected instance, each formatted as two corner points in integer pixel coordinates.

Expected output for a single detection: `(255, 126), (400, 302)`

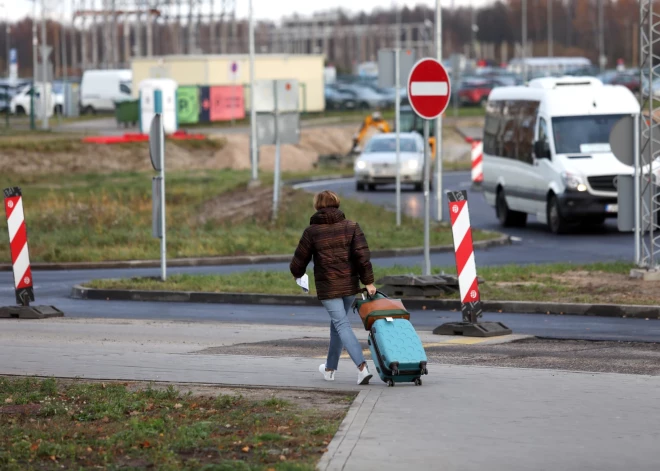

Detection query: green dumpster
(114, 99), (139, 128)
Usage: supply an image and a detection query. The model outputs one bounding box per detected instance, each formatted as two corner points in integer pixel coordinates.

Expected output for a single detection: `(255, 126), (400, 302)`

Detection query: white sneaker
(357, 364), (373, 385)
(319, 363), (335, 381)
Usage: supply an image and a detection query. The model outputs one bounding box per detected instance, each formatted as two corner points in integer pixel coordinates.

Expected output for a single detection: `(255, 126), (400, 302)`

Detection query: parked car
(336, 83), (392, 110)
(608, 71), (641, 93)
(324, 85), (357, 110)
(458, 78), (500, 107)
(10, 83), (62, 115)
(353, 132), (429, 192)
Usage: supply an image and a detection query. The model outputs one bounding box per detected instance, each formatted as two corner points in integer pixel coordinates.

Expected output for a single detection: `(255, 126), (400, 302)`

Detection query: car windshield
(552, 114), (626, 154)
(365, 137), (417, 153)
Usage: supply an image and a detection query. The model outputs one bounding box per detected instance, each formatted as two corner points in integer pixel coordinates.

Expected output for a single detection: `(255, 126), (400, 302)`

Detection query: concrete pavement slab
(1, 318), (658, 470)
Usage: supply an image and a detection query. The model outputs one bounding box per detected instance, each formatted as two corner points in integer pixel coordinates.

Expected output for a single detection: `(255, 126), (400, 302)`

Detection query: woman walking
(290, 190), (376, 385)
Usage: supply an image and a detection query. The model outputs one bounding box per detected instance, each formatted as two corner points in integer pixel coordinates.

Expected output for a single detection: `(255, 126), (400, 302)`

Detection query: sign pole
(273, 83), (281, 220)
(395, 48), (402, 227)
(423, 118), (431, 276)
(435, 0), (443, 222)
(634, 113), (641, 265)
(159, 117), (166, 281)
(248, 0), (258, 182)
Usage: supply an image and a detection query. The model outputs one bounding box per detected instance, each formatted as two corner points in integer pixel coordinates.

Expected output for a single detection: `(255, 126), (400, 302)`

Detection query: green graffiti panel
(177, 86), (200, 124)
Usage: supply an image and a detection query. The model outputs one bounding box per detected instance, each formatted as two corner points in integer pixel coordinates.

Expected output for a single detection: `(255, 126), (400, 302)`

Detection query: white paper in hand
(296, 274), (309, 293)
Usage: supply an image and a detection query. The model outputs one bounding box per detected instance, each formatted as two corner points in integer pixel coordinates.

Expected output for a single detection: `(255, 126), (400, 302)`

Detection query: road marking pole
(3, 187), (35, 306)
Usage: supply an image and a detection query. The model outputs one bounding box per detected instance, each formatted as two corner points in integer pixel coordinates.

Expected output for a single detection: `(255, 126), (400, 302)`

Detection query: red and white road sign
(471, 140), (484, 183)
(407, 58), (451, 120)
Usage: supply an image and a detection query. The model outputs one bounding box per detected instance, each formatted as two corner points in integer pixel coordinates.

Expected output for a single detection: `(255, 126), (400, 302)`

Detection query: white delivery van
(482, 76), (640, 234)
(79, 69), (132, 114)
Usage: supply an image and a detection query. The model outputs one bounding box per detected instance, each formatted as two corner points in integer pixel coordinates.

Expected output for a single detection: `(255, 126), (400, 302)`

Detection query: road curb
(1, 235), (510, 272)
(70, 284), (660, 320)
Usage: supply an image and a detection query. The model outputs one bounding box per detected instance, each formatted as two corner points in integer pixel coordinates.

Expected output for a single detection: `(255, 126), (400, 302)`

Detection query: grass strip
(86, 261), (654, 306)
(0, 170), (498, 263)
(0, 377), (352, 471)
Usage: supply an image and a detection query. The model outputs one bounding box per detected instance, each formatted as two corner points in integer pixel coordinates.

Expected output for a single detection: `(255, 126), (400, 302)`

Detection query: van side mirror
(534, 140), (550, 159)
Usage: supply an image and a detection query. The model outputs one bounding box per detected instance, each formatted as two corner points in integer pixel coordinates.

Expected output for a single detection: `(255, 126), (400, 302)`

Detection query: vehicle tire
(83, 106), (95, 115)
(54, 105), (63, 115)
(356, 181), (365, 192)
(547, 194), (570, 234)
(414, 183), (423, 192)
(360, 102), (370, 110)
(368, 183), (376, 191)
(15, 106), (26, 115)
(496, 188), (527, 227)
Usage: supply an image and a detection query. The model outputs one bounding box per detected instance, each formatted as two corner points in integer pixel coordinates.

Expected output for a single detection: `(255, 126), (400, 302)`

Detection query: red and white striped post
(447, 190), (481, 323)
(432, 189), (511, 337)
(471, 140), (483, 185)
(3, 187), (35, 306)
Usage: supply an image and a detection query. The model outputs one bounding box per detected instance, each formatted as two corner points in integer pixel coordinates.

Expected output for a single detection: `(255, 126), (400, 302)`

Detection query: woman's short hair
(314, 190), (341, 211)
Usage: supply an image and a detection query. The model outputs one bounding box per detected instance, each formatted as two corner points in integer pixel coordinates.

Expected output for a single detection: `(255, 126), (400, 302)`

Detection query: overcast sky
(8, 0), (492, 23)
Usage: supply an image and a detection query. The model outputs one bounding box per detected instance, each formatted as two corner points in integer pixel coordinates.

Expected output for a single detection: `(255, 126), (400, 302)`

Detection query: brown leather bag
(353, 290), (410, 330)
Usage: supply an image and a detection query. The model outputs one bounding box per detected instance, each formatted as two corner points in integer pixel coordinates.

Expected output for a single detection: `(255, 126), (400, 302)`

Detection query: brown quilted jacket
(290, 208), (375, 301)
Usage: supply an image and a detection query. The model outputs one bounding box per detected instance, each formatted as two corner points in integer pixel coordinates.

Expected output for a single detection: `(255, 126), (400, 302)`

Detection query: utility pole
(548, 0), (553, 57)
(249, 0), (258, 183)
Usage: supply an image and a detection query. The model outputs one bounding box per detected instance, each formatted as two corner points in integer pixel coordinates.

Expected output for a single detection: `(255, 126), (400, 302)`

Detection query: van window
(552, 115), (625, 154)
(484, 99), (540, 163)
(120, 82), (131, 95)
(538, 117), (549, 143)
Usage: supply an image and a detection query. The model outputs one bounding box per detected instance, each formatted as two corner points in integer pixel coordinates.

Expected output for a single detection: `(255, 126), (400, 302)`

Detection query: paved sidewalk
(1, 318), (659, 470)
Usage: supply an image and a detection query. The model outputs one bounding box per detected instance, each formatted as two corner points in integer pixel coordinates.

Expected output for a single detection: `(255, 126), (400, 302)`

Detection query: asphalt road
(0, 172), (654, 343)
(296, 172), (635, 266)
(1, 266), (659, 342)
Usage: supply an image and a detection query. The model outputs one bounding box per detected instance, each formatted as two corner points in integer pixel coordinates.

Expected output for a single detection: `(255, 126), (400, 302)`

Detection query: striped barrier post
(3, 187), (34, 306)
(432, 190), (511, 337)
(1, 187), (63, 319)
(471, 140), (483, 188)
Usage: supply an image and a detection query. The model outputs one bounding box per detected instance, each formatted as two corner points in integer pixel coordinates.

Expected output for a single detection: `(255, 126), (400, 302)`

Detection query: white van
(482, 76), (639, 234)
(79, 69), (132, 114)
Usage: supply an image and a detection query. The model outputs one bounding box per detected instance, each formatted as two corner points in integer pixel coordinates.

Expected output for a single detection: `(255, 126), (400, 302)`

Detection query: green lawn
(0, 377), (350, 470)
(86, 261), (650, 306)
(0, 170), (498, 263)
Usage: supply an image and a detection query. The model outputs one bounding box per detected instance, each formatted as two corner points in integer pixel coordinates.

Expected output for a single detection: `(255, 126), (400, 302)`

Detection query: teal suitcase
(368, 318), (428, 387)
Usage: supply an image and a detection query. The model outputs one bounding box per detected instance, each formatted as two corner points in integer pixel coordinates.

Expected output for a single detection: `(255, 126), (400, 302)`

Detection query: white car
(10, 83), (62, 116)
(354, 133), (429, 192)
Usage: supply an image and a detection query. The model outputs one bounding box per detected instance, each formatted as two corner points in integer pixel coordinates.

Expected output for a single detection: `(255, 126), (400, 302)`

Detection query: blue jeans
(321, 296), (366, 370)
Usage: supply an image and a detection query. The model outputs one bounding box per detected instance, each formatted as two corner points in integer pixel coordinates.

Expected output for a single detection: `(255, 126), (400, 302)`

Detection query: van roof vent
(528, 76), (603, 90)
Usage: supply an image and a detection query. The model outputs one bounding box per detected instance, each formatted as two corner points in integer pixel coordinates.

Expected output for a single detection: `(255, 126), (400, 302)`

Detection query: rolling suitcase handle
(352, 288), (388, 313)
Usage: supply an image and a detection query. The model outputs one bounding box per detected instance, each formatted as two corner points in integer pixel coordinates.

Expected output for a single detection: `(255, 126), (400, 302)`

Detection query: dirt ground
(0, 376), (354, 415)
(548, 270), (660, 305)
(197, 185), (299, 225)
(0, 124), (471, 176)
(0, 126), (358, 176)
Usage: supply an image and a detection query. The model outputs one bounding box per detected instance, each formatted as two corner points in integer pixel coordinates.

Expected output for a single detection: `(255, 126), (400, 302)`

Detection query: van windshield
(552, 114), (626, 154)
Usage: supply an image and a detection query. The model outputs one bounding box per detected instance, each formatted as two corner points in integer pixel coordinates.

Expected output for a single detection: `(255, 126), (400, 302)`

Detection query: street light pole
(598, 0), (605, 71)
(522, 0), (527, 83)
(249, 0), (258, 182)
(40, 0), (48, 130)
(548, 0), (553, 57)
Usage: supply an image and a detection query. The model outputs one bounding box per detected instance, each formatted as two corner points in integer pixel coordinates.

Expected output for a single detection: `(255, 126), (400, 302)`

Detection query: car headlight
(561, 172), (587, 192)
(407, 160), (419, 170)
(356, 161), (367, 170)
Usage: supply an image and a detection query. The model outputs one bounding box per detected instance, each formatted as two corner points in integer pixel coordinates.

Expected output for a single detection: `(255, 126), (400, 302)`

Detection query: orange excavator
(349, 111), (391, 155)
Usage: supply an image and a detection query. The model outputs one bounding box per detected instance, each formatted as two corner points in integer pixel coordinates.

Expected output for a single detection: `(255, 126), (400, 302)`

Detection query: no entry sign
(407, 58), (451, 120)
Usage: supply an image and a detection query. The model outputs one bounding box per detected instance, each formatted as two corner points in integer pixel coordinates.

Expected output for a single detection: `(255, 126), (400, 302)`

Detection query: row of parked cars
(324, 80), (406, 111)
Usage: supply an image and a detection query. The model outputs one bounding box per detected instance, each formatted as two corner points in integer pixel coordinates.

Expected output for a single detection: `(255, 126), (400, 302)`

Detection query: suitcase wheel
(414, 378), (422, 386)
(386, 379), (395, 387)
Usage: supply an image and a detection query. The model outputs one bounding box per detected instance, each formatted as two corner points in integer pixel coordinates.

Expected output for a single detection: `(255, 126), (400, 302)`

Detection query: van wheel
(83, 106), (95, 115)
(496, 189), (527, 227)
(15, 106), (26, 115)
(356, 182), (365, 192)
(547, 195), (569, 234)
